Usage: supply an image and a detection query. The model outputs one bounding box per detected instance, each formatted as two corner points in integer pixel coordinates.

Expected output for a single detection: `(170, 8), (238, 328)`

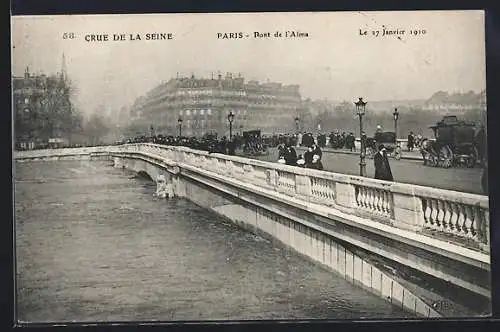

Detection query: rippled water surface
(15, 160), (409, 322)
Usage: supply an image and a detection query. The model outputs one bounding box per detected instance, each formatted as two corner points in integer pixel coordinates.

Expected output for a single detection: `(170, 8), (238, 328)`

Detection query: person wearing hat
(374, 144), (393, 181)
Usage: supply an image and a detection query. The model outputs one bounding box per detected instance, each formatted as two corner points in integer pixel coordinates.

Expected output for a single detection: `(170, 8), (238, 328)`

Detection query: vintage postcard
(12, 11), (490, 324)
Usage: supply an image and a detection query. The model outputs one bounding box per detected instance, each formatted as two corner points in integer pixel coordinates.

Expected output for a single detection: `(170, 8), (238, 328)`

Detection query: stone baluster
(480, 209), (490, 252)
(472, 206), (482, 243)
(357, 187), (364, 208)
(436, 200), (445, 232)
(374, 190), (382, 214)
(449, 203), (460, 235)
(423, 199), (432, 227)
(369, 189), (376, 211)
(463, 205), (474, 239)
(430, 199), (438, 229)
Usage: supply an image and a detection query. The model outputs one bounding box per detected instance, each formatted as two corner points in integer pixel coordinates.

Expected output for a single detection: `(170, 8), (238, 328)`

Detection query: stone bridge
(14, 144), (491, 318)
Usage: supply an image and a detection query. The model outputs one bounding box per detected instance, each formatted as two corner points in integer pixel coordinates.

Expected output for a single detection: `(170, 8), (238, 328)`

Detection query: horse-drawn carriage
(366, 131), (402, 160)
(420, 116), (481, 168)
(242, 130), (269, 156)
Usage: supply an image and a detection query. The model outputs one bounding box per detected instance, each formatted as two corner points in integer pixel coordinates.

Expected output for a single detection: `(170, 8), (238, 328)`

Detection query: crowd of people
(123, 133), (239, 155)
(277, 142), (324, 170)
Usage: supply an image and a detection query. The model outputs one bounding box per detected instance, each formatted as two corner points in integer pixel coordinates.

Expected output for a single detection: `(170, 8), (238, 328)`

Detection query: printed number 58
(63, 33), (75, 39)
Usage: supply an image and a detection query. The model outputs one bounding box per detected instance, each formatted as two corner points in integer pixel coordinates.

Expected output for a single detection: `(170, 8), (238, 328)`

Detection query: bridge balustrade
(96, 143), (491, 254)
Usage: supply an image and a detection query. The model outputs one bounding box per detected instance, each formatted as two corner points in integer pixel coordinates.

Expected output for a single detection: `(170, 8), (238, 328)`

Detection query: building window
(24, 97), (29, 104)
(200, 109), (205, 115)
(179, 109), (183, 116)
(186, 119), (191, 128)
(207, 109), (212, 116)
(193, 109), (197, 115)
(186, 109), (191, 116)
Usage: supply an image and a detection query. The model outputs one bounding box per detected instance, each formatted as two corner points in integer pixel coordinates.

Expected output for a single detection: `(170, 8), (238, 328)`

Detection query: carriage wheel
(394, 146), (402, 160)
(428, 153), (438, 167)
(439, 145), (453, 168)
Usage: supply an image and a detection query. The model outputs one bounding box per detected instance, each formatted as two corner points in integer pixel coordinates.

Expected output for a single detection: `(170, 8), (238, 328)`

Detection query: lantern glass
(354, 97), (366, 115)
(228, 112), (234, 123)
(178, 118), (183, 124)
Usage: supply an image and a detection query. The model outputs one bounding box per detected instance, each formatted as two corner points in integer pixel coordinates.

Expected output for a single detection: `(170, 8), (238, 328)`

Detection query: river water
(14, 160), (409, 323)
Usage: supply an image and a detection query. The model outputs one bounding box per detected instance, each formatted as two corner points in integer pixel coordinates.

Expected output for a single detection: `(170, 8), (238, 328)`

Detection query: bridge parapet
(17, 144), (489, 255)
(112, 143), (489, 254)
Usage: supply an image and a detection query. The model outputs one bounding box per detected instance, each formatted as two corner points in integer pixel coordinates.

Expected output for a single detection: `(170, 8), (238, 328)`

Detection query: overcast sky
(11, 11), (485, 115)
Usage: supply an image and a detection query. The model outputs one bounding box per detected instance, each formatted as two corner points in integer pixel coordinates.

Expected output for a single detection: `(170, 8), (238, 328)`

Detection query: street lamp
(228, 111), (234, 139)
(393, 107), (399, 138)
(294, 116), (300, 133)
(178, 117), (183, 137)
(354, 97), (367, 177)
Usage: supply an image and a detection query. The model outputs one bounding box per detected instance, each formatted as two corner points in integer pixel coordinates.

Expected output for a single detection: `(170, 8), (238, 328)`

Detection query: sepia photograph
(11, 10), (490, 323)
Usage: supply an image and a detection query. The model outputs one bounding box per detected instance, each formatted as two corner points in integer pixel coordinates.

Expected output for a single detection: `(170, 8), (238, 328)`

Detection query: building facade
(128, 73), (307, 137)
(13, 66), (72, 148)
(421, 90), (487, 112)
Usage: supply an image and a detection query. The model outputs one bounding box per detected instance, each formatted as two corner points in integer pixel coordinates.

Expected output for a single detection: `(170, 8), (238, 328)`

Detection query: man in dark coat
(374, 144), (393, 181)
(303, 146), (314, 166)
(407, 132), (415, 151)
(312, 144), (322, 160)
(285, 146), (298, 166)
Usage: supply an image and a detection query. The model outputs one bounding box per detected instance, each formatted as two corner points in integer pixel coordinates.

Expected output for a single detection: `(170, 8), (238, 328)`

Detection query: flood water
(14, 160), (410, 323)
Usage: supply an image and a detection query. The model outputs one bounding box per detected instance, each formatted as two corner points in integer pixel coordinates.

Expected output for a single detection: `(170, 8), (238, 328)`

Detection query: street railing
(111, 143), (490, 253)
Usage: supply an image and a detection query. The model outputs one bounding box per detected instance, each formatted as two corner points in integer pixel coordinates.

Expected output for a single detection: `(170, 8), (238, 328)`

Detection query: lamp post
(294, 116), (300, 133)
(393, 108), (399, 138)
(354, 97), (367, 177)
(228, 111), (234, 139)
(178, 117), (183, 137)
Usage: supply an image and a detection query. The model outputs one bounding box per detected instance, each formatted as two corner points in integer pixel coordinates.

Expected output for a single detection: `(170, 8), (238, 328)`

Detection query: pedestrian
(285, 145), (297, 166)
(407, 132), (415, 151)
(303, 146), (314, 166)
(374, 144), (393, 181)
(312, 144), (322, 160)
